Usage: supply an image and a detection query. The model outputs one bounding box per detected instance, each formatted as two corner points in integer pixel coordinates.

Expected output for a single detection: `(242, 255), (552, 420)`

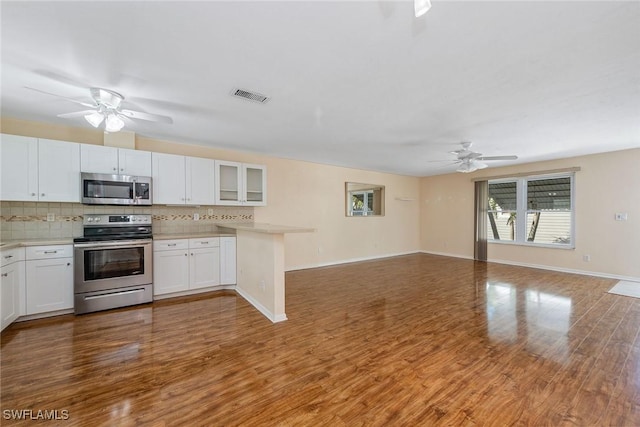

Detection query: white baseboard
(16, 308), (74, 322)
(487, 258), (640, 282)
(235, 286), (287, 323)
(419, 250), (475, 260)
(286, 249), (638, 283)
(286, 250), (420, 272)
(153, 285), (236, 300)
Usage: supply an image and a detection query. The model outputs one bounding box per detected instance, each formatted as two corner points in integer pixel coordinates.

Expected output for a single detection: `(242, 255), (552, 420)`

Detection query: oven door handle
(74, 240), (152, 249)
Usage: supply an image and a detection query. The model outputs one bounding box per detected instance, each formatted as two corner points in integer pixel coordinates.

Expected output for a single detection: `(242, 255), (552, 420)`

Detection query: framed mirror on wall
(345, 182), (385, 216)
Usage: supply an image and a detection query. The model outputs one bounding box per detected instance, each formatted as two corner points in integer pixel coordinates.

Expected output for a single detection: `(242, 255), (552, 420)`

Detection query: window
(488, 174), (574, 247)
(345, 182), (385, 216)
(350, 191), (374, 216)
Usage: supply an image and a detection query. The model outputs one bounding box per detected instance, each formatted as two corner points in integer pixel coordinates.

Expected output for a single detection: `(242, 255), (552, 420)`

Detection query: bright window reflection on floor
(485, 282), (572, 362)
(485, 282), (518, 343)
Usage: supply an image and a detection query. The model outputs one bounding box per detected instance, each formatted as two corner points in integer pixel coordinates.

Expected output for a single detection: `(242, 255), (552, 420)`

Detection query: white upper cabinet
(119, 148), (152, 176)
(215, 160), (266, 206)
(152, 153), (214, 205)
(37, 139), (81, 202)
(0, 134), (38, 201)
(243, 163), (267, 206)
(0, 135), (80, 203)
(152, 152), (186, 204)
(186, 156), (215, 205)
(81, 144), (152, 176)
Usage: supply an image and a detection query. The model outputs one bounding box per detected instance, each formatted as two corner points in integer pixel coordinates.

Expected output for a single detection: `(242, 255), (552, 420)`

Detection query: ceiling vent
(231, 88), (270, 104)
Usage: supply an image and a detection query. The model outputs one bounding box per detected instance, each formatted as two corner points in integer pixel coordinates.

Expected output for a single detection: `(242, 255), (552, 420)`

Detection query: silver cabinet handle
(31, 193), (36, 196)
(4, 255), (13, 259)
(167, 243), (177, 247)
(120, 168), (124, 172)
(113, 167), (117, 171)
(184, 253), (187, 256)
(43, 250), (58, 254)
(1, 273), (8, 277)
(41, 193), (45, 197)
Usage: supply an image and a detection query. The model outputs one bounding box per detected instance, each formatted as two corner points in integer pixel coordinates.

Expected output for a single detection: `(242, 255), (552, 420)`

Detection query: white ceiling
(1, 1), (639, 177)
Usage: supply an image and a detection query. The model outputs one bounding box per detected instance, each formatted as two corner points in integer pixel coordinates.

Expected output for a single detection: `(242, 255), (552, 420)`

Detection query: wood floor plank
(1, 254), (637, 426)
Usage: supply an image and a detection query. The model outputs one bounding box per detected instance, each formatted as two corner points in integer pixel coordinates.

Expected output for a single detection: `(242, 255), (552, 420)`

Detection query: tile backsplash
(0, 201), (254, 241)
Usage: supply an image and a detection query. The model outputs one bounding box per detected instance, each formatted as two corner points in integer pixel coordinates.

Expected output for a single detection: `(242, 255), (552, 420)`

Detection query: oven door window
(84, 247), (145, 281)
(84, 180), (133, 200)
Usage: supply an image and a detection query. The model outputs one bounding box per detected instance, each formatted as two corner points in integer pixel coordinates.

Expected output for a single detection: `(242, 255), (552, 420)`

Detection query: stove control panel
(84, 214), (152, 226)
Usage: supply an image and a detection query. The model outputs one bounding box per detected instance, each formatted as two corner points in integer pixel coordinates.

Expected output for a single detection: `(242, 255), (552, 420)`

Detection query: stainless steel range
(73, 214), (153, 314)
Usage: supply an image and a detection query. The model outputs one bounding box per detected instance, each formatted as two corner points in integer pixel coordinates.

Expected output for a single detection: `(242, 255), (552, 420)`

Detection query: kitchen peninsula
(217, 223), (314, 322)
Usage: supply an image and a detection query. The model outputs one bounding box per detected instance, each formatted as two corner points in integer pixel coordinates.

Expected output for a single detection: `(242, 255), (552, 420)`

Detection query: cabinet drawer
(189, 238), (220, 248)
(154, 239), (188, 251)
(25, 245), (73, 260)
(1, 247), (25, 267)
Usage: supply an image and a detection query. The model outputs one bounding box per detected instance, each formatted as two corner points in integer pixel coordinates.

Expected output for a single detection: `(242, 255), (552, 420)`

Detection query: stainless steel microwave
(81, 173), (152, 205)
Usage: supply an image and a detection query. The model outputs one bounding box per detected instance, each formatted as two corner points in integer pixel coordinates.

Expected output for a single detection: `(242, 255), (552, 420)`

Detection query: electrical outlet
(259, 280), (265, 291)
(615, 213), (628, 221)
(46, 213), (55, 222)
(193, 213), (199, 221)
(583, 255), (591, 262)
(207, 208), (214, 216)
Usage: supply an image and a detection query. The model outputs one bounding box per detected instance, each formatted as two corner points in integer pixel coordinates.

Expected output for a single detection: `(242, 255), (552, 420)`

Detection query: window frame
(488, 172), (575, 249)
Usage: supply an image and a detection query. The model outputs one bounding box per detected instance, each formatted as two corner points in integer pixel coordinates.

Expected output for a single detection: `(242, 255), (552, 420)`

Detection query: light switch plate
(46, 213), (55, 222)
(615, 213), (628, 221)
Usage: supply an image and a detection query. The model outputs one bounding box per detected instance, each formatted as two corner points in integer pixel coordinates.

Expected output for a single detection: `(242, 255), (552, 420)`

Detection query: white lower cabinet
(154, 237), (236, 296)
(153, 240), (190, 295)
(188, 238), (220, 290)
(25, 245), (74, 315)
(220, 237), (237, 285)
(1, 247), (25, 331)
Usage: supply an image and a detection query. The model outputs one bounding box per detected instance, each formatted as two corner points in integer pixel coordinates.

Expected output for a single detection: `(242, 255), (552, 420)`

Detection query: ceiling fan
(25, 86), (173, 132)
(448, 141), (518, 173)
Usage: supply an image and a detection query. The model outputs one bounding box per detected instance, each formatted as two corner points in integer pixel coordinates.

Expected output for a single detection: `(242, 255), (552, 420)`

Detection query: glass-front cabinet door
(215, 161), (266, 206)
(215, 160), (242, 205)
(242, 163), (266, 206)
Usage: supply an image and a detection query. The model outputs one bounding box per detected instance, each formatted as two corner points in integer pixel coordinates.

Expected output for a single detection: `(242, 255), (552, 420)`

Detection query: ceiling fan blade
(120, 109), (173, 124)
(476, 155), (518, 161)
(57, 110), (97, 119)
(24, 86), (96, 108)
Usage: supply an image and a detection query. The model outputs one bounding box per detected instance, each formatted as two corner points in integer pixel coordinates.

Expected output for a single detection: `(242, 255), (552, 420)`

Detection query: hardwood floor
(1, 253), (639, 426)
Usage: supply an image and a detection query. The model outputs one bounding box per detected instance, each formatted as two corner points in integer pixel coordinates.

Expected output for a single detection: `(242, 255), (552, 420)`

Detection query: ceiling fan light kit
(414, 0), (432, 18)
(25, 85), (173, 133)
(84, 111), (104, 128)
(448, 141), (518, 173)
(105, 113), (125, 132)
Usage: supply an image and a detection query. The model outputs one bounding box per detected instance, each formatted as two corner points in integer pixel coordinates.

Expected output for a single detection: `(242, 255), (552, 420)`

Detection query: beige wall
(1, 117), (104, 145)
(420, 148), (640, 280)
(1, 117), (421, 270)
(6, 117), (636, 279)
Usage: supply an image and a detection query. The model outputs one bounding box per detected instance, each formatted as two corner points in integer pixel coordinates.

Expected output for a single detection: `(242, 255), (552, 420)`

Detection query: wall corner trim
(235, 286), (287, 323)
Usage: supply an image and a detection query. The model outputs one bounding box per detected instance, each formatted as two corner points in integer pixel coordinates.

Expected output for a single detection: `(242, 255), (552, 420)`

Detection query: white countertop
(0, 238), (75, 250)
(153, 232), (236, 240)
(217, 222), (315, 234)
